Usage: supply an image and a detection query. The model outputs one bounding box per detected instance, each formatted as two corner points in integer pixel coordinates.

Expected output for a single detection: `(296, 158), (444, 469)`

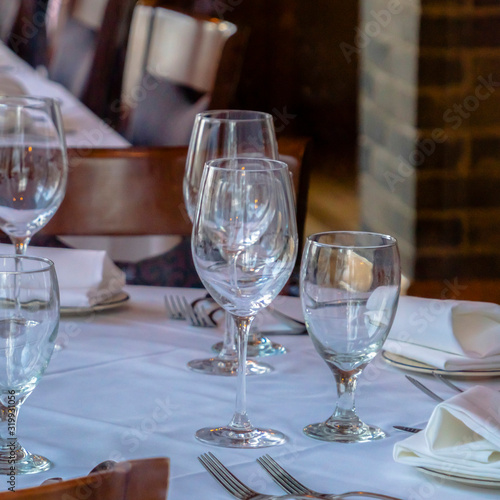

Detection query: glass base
(0, 451), (53, 475)
(195, 426), (287, 448)
(212, 336), (286, 358)
(187, 357), (273, 376)
(303, 420), (386, 443)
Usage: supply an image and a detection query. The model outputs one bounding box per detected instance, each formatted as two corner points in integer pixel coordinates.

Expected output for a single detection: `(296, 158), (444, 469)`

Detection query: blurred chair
(0, 0), (21, 42)
(120, 3), (240, 146)
(46, 0), (137, 121)
(47, 0), (109, 97)
(0, 457), (170, 500)
(6, 0), (48, 67)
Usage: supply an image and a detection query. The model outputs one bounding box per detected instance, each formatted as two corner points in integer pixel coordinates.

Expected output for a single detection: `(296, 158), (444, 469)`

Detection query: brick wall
(359, 0), (500, 280)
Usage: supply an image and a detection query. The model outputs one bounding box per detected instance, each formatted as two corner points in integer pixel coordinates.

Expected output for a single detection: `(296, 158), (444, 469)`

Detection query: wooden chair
(119, 2), (240, 146)
(0, 457), (170, 500)
(46, 0), (137, 121)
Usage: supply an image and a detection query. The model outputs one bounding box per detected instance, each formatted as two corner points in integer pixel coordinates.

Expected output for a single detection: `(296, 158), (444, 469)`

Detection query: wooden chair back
(0, 457), (170, 500)
(41, 139), (310, 244)
(120, 3), (240, 146)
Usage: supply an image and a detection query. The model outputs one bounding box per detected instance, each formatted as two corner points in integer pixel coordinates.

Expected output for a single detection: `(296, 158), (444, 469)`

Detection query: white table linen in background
(0, 41), (130, 148)
(2, 286), (499, 499)
(385, 296), (500, 370)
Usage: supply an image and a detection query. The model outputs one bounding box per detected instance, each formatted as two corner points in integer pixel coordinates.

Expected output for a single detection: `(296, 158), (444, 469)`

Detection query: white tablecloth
(3, 286), (499, 499)
(0, 41), (130, 148)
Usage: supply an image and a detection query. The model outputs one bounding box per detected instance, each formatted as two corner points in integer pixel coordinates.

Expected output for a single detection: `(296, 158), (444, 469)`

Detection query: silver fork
(257, 455), (404, 500)
(198, 453), (272, 499)
(164, 295), (216, 327)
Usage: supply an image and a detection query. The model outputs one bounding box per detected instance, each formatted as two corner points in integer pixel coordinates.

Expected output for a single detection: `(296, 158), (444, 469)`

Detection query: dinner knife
(393, 425), (422, 433)
(405, 375), (444, 402)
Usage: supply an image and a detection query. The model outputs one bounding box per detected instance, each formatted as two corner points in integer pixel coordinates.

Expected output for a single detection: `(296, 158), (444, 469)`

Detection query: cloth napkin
(394, 386), (500, 480)
(384, 296), (500, 370)
(0, 243), (126, 308)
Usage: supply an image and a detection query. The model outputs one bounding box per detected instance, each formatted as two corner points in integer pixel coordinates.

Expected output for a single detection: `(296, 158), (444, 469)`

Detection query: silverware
(393, 425), (422, 433)
(192, 294), (306, 335)
(405, 375), (444, 402)
(266, 305), (306, 332)
(257, 454), (404, 500)
(198, 452), (272, 499)
(164, 295), (216, 327)
(433, 373), (464, 393)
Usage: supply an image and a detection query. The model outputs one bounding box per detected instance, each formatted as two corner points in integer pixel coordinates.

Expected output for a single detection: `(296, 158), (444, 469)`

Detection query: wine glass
(192, 158), (297, 447)
(184, 110), (284, 376)
(0, 255), (59, 474)
(0, 96), (68, 255)
(300, 231), (400, 443)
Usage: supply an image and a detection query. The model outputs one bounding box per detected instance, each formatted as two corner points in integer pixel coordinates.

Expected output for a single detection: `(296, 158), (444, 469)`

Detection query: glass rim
(306, 230), (398, 249)
(205, 157), (289, 172)
(195, 109), (273, 123)
(0, 95), (62, 110)
(0, 255), (55, 274)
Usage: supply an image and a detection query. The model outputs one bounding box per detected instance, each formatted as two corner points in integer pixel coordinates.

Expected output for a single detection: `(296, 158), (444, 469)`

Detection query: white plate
(60, 292), (130, 316)
(418, 467), (500, 488)
(381, 351), (500, 378)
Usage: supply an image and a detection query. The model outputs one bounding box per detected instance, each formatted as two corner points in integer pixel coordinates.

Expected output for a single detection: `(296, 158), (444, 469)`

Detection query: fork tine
(199, 453), (256, 499)
(164, 295), (185, 320)
(257, 455), (310, 495)
(180, 296), (200, 325)
(207, 453), (256, 497)
(181, 296), (217, 327)
(198, 454), (246, 499)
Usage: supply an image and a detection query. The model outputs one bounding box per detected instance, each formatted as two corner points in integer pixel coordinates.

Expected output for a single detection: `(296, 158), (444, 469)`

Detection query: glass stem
(228, 315), (253, 431)
(327, 368), (361, 427)
(218, 313), (237, 360)
(12, 236), (29, 255)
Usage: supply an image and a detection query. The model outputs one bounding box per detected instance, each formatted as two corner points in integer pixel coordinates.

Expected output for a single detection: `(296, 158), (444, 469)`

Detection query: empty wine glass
(0, 96), (68, 255)
(184, 110), (284, 376)
(0, 255), (59, 473)
(300, 231), (400, 443)
(192, 158), (297, 447)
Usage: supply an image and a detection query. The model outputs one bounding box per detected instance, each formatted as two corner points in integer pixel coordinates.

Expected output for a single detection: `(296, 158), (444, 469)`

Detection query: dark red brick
(415, 253), (500, 279)
(416, 217), (464, 247)
(419, 55), (464, 86)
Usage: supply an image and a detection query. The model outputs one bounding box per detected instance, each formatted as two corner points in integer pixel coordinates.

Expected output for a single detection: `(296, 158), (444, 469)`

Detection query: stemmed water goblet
(184, 110), (285, 376)
(300, 231), (400, 443)
(0, 96), (68, 255)
(192, 158), (297, 447)
(0, 255), (60, 474)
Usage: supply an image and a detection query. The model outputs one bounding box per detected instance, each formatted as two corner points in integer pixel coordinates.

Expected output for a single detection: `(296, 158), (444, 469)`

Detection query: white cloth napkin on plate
(384, 296), (500, 370)
(394, 386), (500, 480)
(0, 243), (126, 308)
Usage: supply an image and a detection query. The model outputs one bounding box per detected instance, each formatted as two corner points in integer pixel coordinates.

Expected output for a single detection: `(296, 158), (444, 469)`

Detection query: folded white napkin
(0, 243), (126, 308)
(394, 386), (500, 480)
(384, 296), (500, 370)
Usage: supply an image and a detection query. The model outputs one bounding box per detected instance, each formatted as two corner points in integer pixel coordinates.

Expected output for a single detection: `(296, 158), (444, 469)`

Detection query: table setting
(0, 99), (500, 500)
